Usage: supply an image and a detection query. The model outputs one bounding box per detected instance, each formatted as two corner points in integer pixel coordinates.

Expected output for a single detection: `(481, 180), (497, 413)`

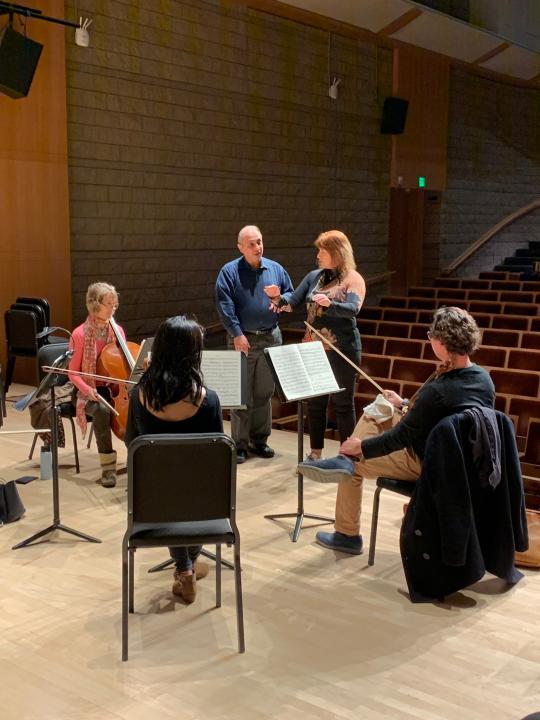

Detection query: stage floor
(1, 384), (539, 720)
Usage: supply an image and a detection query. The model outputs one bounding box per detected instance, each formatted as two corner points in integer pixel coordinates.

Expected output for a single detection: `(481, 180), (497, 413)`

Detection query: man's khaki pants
(335, 412), (422, 537)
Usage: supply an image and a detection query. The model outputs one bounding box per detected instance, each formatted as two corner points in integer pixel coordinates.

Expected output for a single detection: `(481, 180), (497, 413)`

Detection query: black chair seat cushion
(128, 519), (234, 547)
(376, 477), (415, 498)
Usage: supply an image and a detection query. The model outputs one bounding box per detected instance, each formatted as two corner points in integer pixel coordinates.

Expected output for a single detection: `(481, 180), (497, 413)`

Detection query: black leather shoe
(236, 449), (248, 464)
(249, 443), (275, 459)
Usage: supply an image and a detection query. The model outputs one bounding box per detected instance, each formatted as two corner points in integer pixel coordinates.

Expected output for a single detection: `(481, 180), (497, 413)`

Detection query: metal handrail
(441, 198), (540, 276)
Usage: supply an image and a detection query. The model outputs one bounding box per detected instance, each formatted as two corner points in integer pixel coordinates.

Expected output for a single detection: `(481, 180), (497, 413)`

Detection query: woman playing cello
(68, 282), (126, 488)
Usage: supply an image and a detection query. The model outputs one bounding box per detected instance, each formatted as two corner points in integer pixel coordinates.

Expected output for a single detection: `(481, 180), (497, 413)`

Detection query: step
(494, 264), (533, 273)
(515, 249), (540, 259)
(503, 257), (536, 266)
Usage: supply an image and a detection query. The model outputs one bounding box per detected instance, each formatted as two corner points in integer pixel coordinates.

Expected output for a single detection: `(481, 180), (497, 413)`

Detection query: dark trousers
(308, 348), (360, 450)
(170, 545), (202, 572)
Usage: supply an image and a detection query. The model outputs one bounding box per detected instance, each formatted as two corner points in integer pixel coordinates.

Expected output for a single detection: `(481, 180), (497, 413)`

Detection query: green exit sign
(418, 176), (426, 188)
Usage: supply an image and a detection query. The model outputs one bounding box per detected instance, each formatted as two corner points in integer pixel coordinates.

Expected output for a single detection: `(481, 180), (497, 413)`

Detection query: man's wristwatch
(401, 399), (410, 410)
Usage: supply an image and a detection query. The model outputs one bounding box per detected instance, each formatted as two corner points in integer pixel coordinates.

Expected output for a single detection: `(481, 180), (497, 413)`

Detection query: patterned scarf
(75, 316), (114, 436)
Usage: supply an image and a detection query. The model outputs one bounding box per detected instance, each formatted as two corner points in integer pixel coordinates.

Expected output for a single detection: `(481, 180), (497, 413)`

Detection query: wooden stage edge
(1, 384), (539, 720)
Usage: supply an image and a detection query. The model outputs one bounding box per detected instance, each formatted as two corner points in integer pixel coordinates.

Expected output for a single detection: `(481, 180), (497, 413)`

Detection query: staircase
(494, 240), (540, 275)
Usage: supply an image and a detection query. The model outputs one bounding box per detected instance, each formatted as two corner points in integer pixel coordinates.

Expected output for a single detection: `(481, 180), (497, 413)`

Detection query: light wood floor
(1, 384), (539, 720)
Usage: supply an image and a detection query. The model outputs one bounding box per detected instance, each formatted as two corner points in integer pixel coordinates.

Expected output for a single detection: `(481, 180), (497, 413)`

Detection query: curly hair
(86, 282), (118, 314)
(139, 315), (204, 411)
(315, 230), (356, 274)
(429, 306), (481, 356)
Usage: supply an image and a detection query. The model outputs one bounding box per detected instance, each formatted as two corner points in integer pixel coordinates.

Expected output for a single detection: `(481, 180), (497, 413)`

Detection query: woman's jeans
(307, 348), (360, 450)
(169, 545), (203, 572)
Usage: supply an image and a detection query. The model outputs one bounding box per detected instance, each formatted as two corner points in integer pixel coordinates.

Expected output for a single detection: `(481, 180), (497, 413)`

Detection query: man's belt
(244, 327), (277, 335)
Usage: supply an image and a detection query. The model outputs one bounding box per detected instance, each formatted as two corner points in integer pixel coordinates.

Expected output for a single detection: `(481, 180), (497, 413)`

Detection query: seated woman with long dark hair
(125, 315), (223, 603)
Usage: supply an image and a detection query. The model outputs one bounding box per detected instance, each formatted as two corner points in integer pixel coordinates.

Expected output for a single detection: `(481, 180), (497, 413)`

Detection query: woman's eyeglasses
(427, 331), (432, 340)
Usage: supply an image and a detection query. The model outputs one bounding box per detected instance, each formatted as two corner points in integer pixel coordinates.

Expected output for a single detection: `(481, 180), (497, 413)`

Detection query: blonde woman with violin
(68, 282), (126, 488)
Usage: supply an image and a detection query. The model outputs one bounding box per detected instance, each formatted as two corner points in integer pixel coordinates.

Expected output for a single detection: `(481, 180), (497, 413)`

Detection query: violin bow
(41, 366), (137, 386)
(41, 366), (132, 418)
(304, 322), (385, 394)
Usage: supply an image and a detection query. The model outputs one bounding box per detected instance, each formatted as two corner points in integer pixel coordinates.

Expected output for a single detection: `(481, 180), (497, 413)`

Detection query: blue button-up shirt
(215, 256), (293, 337)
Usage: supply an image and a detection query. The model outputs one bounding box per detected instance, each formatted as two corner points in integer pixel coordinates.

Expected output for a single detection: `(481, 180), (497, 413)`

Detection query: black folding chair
(28, 343), (85, 473)
(122, 433), (245, 660)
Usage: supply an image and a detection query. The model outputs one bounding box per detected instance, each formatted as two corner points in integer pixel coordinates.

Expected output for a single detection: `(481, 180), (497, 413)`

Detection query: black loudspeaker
(0, 25), (43, 99)
(380, 96), (409, 135)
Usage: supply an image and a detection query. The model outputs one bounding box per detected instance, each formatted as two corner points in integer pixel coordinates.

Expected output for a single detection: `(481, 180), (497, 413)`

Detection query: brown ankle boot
(99, 451), (117, 488)
(172, 571), (197, 603)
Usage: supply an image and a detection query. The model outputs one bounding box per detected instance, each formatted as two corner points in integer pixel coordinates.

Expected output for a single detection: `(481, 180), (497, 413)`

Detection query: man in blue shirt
(215, 225), (293, 463)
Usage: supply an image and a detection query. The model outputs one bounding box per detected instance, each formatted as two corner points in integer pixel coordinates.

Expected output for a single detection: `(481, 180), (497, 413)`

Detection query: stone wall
(65, 0), (392, 336)
(433, 69), (540, 280)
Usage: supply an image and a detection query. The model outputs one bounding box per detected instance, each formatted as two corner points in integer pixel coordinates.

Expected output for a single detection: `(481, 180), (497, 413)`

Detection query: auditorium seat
(504, 302), (538, 317)
(360, 354), (391, 378)
(492, 315), (530, 330)
(468, 289), (498, 301)
(376, 321), (409, 338)
(357, 319), (378, 335)
(434, 278), (460, 288)
(391, 358), (437, 383)
(385, 338), (423, 359)
(436, 288), (467, 299)
(481, 329), (520, 348)
(507, 349), (540, 372)
(508, 397), (540, 437)
(499, 291), (535, 303)
(474, 346), (507, 368)
(382, 308), (418, 323)
(362, 336), (385, 354)
(521, 332), (540, 350)
(408, 287), (434, 297)
(491, 281), (521, 290)
(380, 296), (406, 308)
(489, 368), (539, 398)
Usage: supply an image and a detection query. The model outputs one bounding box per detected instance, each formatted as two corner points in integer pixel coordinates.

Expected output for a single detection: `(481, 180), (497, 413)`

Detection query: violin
(96, 316), (140, 440)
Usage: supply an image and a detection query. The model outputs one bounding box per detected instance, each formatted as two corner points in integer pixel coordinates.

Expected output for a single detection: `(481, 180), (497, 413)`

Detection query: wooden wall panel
(0, 0), (71, 383)
(391, 47), (450, 191)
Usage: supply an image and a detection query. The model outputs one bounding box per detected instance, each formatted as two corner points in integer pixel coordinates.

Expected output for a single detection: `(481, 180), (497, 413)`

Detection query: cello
(96, 316), (140, 440)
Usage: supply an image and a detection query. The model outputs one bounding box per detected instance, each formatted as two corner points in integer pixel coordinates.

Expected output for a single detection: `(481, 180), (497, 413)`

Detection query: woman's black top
(282, 269), (363, 356)
(362, 365), (496, 461)
(124, 388), (223, 446)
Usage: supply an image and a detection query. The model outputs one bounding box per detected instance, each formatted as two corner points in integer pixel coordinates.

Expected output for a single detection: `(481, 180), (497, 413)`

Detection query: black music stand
(13, 349), (101, 549)
(264, 396), (339, 542)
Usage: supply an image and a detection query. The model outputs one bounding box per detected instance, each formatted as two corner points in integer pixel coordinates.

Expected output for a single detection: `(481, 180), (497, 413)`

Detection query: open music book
(201, 350), (247, 409)
(264, 341), (340, 402)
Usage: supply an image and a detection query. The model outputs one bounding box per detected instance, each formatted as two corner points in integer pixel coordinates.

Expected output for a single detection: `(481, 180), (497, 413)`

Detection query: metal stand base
(147, 548), (234, 573)
(264, 400), (334, 542)
(13, 522), (101, 549)
(13, 386), (101, 550)
(264, 510), (334, 543)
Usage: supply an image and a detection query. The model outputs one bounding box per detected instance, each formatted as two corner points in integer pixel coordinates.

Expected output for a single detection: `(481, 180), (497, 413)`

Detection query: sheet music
(266, 345), (312, 401)
(298, 342), (340, 395)
(201, 351), (246, 409)
(129, 337), (155, 383)
(265, 342), (339, 401)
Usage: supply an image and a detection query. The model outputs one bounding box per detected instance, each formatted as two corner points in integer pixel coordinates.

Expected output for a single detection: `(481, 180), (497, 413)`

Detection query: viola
(96, 316), (140, 440)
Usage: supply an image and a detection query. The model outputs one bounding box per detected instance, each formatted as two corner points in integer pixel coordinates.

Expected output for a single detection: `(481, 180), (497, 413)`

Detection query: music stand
(13, 349), (101, 549)
(264, 395), (339, 542)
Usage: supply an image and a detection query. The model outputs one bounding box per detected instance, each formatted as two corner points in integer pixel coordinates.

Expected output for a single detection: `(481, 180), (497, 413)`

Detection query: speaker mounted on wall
(0, 25), (43, 99)
(380, 96), (409, 135)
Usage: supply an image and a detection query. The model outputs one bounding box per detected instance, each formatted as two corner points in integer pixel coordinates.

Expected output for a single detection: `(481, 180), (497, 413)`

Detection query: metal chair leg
(86, 424), (93, 449)
(233, 540), (245, 653)
(68, 417), (80, 474)
(368, 487), (383, 566)
(5, 354), (15, 394)
(122, 541), (129, 661)
(128, 550), (134, 613)
(29, 432), (38, 460)
(215, 544), (222, 608)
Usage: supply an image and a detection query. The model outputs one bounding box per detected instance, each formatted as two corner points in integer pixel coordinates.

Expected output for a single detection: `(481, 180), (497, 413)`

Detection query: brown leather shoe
(193, 561), (209, 580)
(172, 571), (197, 603)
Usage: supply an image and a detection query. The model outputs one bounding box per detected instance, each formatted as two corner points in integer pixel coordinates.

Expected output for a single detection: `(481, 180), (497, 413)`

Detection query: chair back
(127, 433), (237, 525)
(16, 296), (51, 326)
(10, 302), (46, 332)
(4, 309), (39, 355)
(36, 342), (71, 386)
